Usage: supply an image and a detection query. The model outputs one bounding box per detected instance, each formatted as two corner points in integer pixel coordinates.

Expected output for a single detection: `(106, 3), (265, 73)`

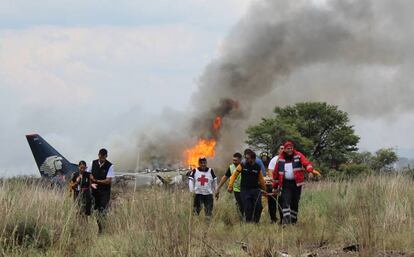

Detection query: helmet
(260, 152), (269, 157)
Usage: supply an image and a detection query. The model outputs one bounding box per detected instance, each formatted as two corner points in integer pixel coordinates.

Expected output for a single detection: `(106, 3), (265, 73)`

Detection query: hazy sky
(1, 0), (413, 177)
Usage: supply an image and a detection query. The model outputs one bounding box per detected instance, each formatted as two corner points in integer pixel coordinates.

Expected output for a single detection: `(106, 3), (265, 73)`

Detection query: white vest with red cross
(190, 168), (216, 195)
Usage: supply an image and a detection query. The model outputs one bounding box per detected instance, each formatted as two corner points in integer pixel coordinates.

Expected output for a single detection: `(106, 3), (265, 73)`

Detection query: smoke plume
(117, 0), (414, 170)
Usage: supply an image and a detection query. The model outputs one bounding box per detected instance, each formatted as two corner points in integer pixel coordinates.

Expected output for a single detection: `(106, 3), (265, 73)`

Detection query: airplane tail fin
(26, 134), (77, 177)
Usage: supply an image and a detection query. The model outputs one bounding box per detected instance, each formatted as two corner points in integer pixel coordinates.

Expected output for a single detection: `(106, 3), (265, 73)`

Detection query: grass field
(0, 174), (413, 257)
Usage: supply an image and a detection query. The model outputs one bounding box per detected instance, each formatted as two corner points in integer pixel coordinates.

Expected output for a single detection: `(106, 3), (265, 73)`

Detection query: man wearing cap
(188, 157), (217, 217)
(88, 148), (115, 233)
(272, 141), (321, 224)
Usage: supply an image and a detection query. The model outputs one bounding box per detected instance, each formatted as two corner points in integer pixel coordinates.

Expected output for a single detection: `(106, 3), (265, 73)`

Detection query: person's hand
(227, 187), (233, 193)
(313, 170), (321, 177)
(310, 170), (321, 180)
(91, 183), (97, 189)
(214, 192), (220, 200)
(272, 188), (280, 196)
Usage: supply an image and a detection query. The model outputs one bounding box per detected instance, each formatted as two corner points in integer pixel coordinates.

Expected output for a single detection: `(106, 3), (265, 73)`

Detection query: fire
(212, 116), (222, 131)
(185, 115), (222, 168)
(185, 139), (217, 168)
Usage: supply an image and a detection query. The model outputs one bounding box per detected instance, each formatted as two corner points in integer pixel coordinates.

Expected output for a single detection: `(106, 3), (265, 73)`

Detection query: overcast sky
(1, 0), (413, 177)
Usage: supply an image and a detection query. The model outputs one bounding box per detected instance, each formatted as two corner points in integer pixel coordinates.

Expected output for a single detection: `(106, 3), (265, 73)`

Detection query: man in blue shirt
(243, 149), (266, 176)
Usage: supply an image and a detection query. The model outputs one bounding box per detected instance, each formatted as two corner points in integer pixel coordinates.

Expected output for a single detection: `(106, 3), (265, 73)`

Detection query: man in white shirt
(88, 148), (115, 233)
(188, 157), (217, 217)
(266, 144), (285, 223)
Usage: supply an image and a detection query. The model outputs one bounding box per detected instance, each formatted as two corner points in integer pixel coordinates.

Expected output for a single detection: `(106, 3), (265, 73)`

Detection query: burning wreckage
(25, 98), (240, 189)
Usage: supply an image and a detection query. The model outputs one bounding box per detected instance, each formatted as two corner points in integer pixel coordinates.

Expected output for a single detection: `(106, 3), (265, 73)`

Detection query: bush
(339, 163), (372, 178)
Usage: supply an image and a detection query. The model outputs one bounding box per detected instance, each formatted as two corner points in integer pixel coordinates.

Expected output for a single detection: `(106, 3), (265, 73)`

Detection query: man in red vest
(272, 141), (320, 224)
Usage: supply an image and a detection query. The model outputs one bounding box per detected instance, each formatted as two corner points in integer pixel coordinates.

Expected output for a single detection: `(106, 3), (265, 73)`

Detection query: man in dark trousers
(88, 148), (114, 233)
(228, 150), (266, 223)
(266, 144), (285, 223)
(215, 152), (244, 218)
(272, 141), (321, 224)
(188, 157), (217, 217)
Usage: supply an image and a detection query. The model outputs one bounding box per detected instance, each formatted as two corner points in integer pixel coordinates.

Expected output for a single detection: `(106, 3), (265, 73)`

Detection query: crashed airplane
(25, 134), (186, 187)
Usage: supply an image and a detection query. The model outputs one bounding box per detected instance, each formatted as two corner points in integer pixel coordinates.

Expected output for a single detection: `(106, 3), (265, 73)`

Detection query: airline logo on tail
(26, 134), (78, 178)
(40, 155), (64, 176)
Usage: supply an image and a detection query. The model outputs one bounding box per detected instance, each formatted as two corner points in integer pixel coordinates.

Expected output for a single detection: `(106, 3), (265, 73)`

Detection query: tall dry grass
(0, 175), (413, 257)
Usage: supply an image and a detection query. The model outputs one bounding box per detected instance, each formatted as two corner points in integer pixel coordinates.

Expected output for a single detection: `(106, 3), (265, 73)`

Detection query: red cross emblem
(197, 175), (208, 186)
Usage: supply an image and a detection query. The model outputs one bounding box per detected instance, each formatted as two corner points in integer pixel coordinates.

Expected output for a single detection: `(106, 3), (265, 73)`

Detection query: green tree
(349, 151), (374, 165)
(246, 102), (360, 168)
(372, 148), (398, 171)
(246, 117), (313, 155)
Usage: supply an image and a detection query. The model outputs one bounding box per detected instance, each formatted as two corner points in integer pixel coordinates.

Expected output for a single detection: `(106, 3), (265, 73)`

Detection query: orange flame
(185, 115), (223, 168)
(185, 139), (217, 168)
(212, 116), (222, 131)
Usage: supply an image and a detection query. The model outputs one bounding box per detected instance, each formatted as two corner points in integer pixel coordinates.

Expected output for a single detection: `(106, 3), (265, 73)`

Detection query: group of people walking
(69, 148), (114, 233)
(188, 141), (321, 224)
(69, 141), (319, 231)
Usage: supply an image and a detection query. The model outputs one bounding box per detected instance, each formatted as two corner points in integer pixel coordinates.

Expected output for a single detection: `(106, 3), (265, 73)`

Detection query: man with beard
(228, 150), (266, 223)
(272, 141), (321, 224)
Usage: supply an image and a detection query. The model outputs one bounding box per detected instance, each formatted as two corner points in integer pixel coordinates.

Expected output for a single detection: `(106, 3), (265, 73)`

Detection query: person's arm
(257, 158), (266, 176)
(87, 162), (92, 173)
(258, 171), (266, 191)
(272, 162), (280, 189)
(216, 167), (231, 192)
(188, 170), (195, 193)
(69, 174), (77, 190)
(268, 156), (277, 174)
(228, 164), (242, 192)
(216, 176), (228, 192)
(299, 152), (320, 176)
(87, 173), (92, 188)
(92, 165), (114, 185)
(211, 169), (217, 194)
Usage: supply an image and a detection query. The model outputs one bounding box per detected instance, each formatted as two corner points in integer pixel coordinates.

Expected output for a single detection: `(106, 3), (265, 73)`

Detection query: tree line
(246, 102), (399, 178)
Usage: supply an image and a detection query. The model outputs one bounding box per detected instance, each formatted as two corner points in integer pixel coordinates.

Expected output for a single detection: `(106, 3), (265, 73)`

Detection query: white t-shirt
(284, 163), (294, 180)
(268, 156), (279, 171)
